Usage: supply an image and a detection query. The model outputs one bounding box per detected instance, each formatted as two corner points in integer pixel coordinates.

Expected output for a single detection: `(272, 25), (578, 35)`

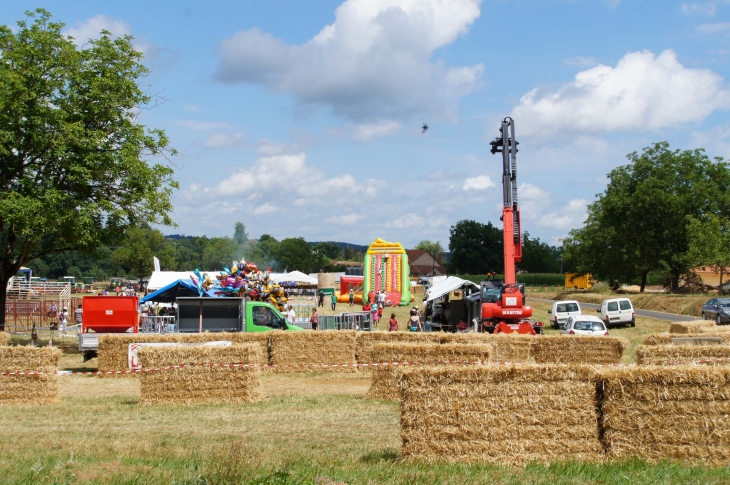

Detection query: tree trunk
(0, 278), (8, 332)
(671, 268), (681, 293)
(640, 270), (648, 293)
(721, 268), (725, 296)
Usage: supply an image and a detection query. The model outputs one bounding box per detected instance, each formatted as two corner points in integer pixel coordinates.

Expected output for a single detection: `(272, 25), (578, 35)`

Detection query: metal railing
(4, 295), (83, 333)
(139, 315), (178, 333)
(317, 312), (371, 331)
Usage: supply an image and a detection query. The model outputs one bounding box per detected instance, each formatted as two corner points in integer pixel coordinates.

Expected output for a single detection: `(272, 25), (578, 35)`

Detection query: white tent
(147, 271), (221, 291)
(271, 270), (318, 284)
(426, 276), (478, 302)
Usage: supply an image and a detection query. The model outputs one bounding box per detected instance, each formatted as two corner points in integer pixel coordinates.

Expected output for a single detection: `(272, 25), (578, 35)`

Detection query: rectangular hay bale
(669, 319), (716, 334)
(355, 332), (439, 364)
(366, 342), (492, 400)
(636, 344), (730, 365)
(531, 335), (629, 364)
(270, 330), (357, 372)
(0, 346), (61, 405)
(643, 332), (728, 346)
(138, 343), (264, 405)
(0, 332), (10, 346)
(438, 333), (532, 362)
(598, 365), (730, 465)
(399, 364), (603, 466)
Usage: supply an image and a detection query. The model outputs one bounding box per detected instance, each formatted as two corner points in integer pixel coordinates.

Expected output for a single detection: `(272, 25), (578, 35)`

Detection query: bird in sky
(421, 123), (429, 134)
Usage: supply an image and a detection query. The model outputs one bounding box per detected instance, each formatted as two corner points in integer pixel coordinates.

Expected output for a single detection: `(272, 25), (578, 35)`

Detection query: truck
(479, 118), (543, 335)
(79, 295), (302, 361)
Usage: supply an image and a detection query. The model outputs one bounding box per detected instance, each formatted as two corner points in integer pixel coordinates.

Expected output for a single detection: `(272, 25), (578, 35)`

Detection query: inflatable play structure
(364, 238), (413, 306)
(337, 275), (365, 304)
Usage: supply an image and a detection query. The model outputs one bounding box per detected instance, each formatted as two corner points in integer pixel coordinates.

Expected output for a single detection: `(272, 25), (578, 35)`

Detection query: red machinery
(81, 295), (139, 333)
(480, 118), (543, 335)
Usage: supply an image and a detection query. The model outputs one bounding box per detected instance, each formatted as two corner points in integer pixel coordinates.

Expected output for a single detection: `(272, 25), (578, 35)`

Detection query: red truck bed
(82, 296), (139, 333)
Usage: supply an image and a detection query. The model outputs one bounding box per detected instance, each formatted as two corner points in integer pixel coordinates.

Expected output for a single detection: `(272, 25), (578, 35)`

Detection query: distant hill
(309, 241), (369, 253)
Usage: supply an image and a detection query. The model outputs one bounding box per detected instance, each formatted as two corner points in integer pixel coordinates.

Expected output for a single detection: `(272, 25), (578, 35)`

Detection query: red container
(82, 296), (139, 333)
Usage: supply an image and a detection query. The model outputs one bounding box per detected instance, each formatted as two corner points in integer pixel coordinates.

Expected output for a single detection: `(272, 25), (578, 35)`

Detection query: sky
(3, 1), (730, 249)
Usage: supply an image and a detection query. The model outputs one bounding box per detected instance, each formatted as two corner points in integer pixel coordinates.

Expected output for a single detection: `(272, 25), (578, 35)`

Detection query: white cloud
(513, 49), (730, 137)
(463, 175), (495, 190)
(213, 0), (484, 123)
(253, 203), (280, 215)
(184, 104), (202, 112)
(388, 213), (426, 229)
(204, 132), (244, 148)
(353, 121), (402, 140)
(563, 56), (599, 68)
(696, 22), (730, 34)
(682, 1), (729, 15)
(604, 0), (621, 7)
(325, 214), (363, 225)
(173, 120), (235, 131)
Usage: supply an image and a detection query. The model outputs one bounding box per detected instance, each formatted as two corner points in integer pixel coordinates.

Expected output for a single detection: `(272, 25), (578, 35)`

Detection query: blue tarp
(140, 279), (204, 303)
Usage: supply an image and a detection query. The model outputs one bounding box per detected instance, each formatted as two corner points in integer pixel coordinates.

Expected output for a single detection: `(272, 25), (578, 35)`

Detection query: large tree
(519, 232), (561, 273)
(414, 240), (444, 260)
(447, 220), (503, 274)
(686, 214), (730, 294)
(564, 142), (730, 292)
(0, 10), (177, 329)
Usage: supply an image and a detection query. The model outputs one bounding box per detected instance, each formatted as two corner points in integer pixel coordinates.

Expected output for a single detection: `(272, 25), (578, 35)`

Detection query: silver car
(562, 315), (609, 336)
(701, 298), (730, 325)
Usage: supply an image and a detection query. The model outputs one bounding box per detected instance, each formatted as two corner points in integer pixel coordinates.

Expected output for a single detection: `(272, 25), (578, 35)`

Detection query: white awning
(426, 276), (478, 302)
(271, 270), (318, 284)
(147, 271), (220, 290)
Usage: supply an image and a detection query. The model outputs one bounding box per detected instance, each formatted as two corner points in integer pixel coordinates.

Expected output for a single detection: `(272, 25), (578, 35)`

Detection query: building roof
(409, 264), (447, 276)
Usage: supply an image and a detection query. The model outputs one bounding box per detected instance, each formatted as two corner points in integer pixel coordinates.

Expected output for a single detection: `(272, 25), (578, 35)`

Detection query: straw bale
(643, 332), (729, 346)
(438, 333), (532, 362)
(598, 365), (730, 465)
(530, 335), (628, 364)
(669, 319), (716, 334)
(138, 344), (264, 405)
(269, 330), (357, 373)
(399, 364), (603, 466)
(355, 332), (439, 364)
(0, 332), (10, 346)
(0, 347), (61, 405)
(97, 332), (270, 375)
(366, 343), (492, 400)
(636, 344), (730, 365)
(700, 325), (730, 333)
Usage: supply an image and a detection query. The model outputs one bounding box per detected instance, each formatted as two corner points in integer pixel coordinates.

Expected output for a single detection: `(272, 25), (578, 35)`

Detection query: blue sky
(4, 1), (729, 248)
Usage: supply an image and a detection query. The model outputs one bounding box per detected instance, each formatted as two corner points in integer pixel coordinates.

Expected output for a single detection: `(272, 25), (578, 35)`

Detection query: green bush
(455, 274), (565, 286)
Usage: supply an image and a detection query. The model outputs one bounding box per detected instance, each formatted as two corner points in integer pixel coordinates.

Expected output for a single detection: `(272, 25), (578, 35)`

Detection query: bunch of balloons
(190, 260), (288, 311)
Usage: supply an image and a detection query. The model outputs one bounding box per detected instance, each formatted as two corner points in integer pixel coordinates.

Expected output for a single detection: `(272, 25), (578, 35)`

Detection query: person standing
(378, 291), (386, 308)
(318, 290), (325, 308)
(286, 305), (296, 325)
(388, 313), (398, 332)
(330, 293), (337, 311)
(58, 307), (69, 337)
(74, 304), (83, 329)
(348, 288), (354, 307)
(310, 308), (318, 330)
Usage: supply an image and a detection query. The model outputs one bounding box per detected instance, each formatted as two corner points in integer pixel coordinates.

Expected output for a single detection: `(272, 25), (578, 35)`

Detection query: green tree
(414, 240), (444, 260)
(686, 214), (730, 294)
(519, 232), (560, 273)
(275, 238), (314, 273)
(564, 142), (730, 292)
(112, 227), (172, 277)
(313, 242), (341, 260)
(448, 220), (503, 274)
(0, 10), (176, 329)
(202, 237), (239, 270)
(234, 222), (249, 245)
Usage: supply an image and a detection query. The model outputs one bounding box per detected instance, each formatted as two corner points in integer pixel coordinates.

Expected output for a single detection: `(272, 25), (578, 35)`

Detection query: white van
(598, 298), (635, 327)
(548, 300), (581, 329)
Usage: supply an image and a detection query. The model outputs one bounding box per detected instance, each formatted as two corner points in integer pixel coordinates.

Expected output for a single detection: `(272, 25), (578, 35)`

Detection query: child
(388, 313), (398, 332)
(372, 306), (380, 328)
(310, 308), (318, 331)
(377, 304), (384, 321)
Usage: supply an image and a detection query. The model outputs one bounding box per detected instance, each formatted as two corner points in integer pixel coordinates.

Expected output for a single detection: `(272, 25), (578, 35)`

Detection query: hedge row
(454, 274), (566, 287)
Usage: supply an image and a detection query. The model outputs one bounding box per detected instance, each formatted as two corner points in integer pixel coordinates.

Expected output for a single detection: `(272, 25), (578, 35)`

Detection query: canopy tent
(271, 270), (318, 285)
(426, 276), (479, 302)
(140, 279), (209, 303)
(147, 270), (222, 291)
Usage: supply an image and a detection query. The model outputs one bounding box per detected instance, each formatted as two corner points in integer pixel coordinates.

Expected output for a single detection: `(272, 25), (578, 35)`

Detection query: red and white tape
(2, 356), (730, 377)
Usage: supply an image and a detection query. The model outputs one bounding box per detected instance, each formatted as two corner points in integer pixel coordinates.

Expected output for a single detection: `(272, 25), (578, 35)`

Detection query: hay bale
(531, 335), (629, 364)
(439, 333), (532, 362)
(366, 343), (492, 400)
(700, 325), (730, 334)
(0, 332), (10, 346)
(643, 332), (730, 346)
(669, 319), (716, 334)
(399, 364), (603, 466)
(97, 332), (270, 375)
(636, 345), (730, 365)
(270, 330), (357, 372)
(0, 346), (61, 405)
(355, 332), (439, 364)
(138, 344), (264, 405)
(598, 365), (730, 465)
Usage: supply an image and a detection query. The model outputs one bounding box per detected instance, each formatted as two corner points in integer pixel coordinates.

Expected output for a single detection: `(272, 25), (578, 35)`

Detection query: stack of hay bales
(643, 332), (729, 346)
(669, 319), (716, 334)
(0, 332), (10, 346)
(599, 366), (730, 464)
(97, 332), (270, 374)
(636, 345), (730, 365)
(399, 364), (603, 465)
(366, 342), (492, 399)
(138, 343), (265, 405)
(355, 332), (438, 364)
(269, 330), (357, 372)
(439, 333), (532, 362)
(0, 347), (61, 405)
(531, 335), (629, 364)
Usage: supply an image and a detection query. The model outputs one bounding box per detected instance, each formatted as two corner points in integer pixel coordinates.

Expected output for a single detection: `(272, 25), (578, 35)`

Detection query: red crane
(479, 117), (543, 335)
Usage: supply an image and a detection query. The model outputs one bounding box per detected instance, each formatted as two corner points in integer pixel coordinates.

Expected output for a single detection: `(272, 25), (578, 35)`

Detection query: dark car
(701, 298), (730, 325)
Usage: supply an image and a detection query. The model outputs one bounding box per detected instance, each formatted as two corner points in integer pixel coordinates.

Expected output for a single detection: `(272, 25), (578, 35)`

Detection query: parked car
(597, 298), (635, 327)
(547, 300), (581, 329)
(701, 298), (730, 325)
(562, 315), (609, 336)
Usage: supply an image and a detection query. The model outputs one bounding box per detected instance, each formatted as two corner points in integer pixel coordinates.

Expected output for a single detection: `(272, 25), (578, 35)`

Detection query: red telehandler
(479, 117), (543, 335)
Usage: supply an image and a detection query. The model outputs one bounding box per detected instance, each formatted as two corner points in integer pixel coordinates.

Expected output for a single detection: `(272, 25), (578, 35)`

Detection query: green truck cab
(176, 297), (304, 332)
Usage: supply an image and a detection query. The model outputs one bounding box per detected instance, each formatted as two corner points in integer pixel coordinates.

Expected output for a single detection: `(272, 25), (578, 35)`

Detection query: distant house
(406, 250), (447, 277)
(690, 266), (730, 287)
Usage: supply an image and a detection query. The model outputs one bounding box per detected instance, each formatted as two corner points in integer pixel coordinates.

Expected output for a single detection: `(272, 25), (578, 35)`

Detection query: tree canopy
(414, 240), (444, 259)
(563, 142), (730, 292)
(0, 10), (177, 328)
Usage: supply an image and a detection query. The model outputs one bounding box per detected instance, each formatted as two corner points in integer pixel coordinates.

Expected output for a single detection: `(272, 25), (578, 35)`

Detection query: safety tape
(2, 356), (730, 376)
